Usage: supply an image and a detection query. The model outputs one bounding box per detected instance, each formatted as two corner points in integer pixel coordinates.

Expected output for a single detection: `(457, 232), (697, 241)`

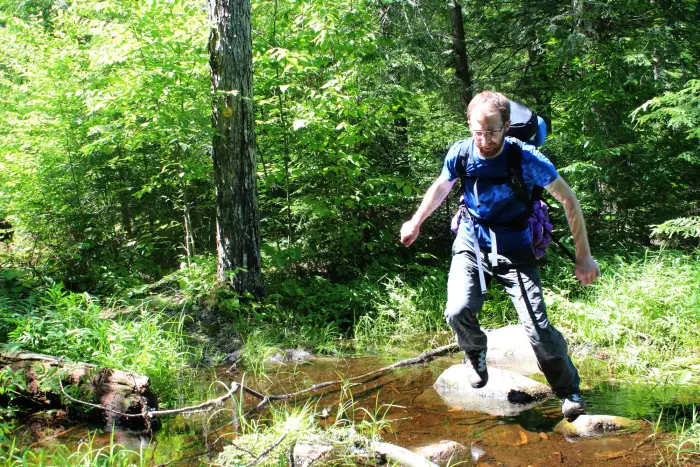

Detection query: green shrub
(0, 284), (199, 406)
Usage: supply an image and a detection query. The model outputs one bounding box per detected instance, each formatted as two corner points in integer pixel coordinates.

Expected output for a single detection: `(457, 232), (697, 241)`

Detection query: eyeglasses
(470, 126), (504, 140)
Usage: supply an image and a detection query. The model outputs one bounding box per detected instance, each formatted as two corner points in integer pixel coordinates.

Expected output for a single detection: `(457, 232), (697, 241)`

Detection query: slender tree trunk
(182, 180), (195, 263)
(207, 0), (262, 296)
(450, 0), (473, 119)
(652, 48), (660, 81)
(271, 0), (294, 248)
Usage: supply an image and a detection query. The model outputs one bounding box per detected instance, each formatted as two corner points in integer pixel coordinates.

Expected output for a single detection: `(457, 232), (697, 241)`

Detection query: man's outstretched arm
(400, 174), (457, 247)
(544, 176), (600, 285)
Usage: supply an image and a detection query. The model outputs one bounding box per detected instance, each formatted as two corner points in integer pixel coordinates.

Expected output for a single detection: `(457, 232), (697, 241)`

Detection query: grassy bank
(0, 285), (200, 408)
(546, 250), (700, 385)
(1, 248), (697, 388)
(347, 248), (699, 386)
(0, 434), (147, 467)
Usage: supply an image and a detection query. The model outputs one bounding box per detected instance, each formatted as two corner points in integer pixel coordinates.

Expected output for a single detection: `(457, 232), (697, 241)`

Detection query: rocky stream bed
(5, 325), (699, 466)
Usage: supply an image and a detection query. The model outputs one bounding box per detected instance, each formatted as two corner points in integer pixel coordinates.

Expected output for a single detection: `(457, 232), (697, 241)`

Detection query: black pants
(444, 237), (581, 398)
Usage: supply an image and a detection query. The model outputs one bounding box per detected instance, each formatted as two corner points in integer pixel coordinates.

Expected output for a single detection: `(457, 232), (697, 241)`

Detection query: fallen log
(0, 351), (157, 430)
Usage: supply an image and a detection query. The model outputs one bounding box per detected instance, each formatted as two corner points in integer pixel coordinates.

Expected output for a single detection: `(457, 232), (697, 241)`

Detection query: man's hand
(399, 175), (455, 248)
(575, 255), (600, 286)
(400, 220), (420, 247)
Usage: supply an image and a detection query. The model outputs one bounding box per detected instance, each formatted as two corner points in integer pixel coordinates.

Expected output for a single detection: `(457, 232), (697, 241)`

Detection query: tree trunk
(207, 0), (262, 296)
(450, 0), (473, 119)
(272, 0), (294, 249)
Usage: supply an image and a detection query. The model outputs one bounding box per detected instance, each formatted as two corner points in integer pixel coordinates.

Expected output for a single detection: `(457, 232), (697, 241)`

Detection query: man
(400, 91), (600, 420)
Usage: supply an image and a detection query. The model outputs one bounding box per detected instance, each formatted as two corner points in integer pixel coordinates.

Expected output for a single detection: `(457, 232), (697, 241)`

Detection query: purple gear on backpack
(450, 202), (552, 259)
(528, 200), (552, 259)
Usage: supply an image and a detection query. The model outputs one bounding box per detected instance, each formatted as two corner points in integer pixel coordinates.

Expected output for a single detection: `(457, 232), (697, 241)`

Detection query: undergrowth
(0, 432), (146, 467)
(667, 405), (700, 464)
(1, 248), (696, 392)
(0, 284), (199, 406)
(216, 383), (397, 467)
(167, 248), (698, 387)
(546, 249), (700, 385)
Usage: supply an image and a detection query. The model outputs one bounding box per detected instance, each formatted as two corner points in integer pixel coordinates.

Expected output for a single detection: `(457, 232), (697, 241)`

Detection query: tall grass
(0, 284), (199, 405)
(547, 250), (700, 385)
(667, 405), (700, 463)
(352, 263), (528, 351)
(0, 432), (146, 467)
(215, 382), (397, 467)
(354, 273), (448, 351)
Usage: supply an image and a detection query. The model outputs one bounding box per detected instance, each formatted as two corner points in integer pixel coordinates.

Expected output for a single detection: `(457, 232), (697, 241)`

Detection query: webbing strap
(469, 216), (487, 295)
(489, 228), (498, 269)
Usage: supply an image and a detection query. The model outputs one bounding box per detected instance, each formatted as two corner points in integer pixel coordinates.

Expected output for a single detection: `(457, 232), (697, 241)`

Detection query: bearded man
(400, 91), (600, 420)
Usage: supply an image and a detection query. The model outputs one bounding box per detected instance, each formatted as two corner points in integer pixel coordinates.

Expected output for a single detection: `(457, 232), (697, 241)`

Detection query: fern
(651, 216), (700, 240)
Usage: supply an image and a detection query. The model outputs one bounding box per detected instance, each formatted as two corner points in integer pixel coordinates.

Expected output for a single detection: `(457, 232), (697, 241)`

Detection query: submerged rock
(470, 443), (487, 462)
(267, 349), (314, 364)
(554, 415), (639, 438)
(293, 437), (334, 467)
(372, 442), (440, 467)
(434, 365), (551, 416)
(484, 325), (539, 375)
(477, 425), (542, 447)
(410, 440), (468, 467)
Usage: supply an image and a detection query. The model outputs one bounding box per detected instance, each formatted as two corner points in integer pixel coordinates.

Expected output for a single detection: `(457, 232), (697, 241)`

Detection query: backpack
(450, 101), (568, 260)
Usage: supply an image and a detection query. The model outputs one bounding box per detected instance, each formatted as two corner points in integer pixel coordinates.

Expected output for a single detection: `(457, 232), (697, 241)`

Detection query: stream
(6, 355), (699, 466)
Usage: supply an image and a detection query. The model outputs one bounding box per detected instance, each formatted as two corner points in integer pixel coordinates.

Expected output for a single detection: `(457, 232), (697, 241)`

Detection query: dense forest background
(1, 0), (698, 337)
(0, 1), (699, 462)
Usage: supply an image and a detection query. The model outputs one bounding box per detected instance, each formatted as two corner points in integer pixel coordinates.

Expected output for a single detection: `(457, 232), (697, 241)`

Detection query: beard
(476, 139), (504, 158)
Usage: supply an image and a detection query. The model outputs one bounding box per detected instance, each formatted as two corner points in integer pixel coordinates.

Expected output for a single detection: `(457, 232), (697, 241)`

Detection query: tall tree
(207, 0), (262, 295)
(450, 0), (472, 118)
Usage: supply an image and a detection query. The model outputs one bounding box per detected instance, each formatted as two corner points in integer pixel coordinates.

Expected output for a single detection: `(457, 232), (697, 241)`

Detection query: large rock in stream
(434, 365), (552, 416)
(554, 415), (639, 438)
(410, 440), (469, 467)
(267, 348), (314, 365)
(484, 324), (539, 375)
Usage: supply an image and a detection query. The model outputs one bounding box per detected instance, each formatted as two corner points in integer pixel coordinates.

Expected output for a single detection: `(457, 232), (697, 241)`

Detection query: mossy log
(0, 351), (157, 430)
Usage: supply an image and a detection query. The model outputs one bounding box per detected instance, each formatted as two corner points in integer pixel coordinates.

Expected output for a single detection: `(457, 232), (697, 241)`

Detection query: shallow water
(6, 355), (699, 466)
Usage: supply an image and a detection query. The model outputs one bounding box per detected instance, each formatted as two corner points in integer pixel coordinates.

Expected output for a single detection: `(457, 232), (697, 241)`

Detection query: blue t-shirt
(441, 137), (559, 251)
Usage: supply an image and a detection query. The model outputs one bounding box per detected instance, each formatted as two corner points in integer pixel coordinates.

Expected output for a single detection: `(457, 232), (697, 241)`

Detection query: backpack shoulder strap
(506, 141), (530, 205)
(456, 139), (471, 179)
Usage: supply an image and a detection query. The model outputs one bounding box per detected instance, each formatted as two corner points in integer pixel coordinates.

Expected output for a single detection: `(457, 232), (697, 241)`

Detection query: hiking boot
(462, 350), (488, 388)
(561, 393), (587, 421)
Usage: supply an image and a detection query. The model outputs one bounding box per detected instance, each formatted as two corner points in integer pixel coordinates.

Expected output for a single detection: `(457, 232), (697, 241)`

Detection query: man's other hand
(575, 255), (600, 286)
(400, 220), (420, 247)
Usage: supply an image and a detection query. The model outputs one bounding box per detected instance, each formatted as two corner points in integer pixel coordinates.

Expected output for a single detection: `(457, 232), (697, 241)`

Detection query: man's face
(469, 107), (510, 158)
